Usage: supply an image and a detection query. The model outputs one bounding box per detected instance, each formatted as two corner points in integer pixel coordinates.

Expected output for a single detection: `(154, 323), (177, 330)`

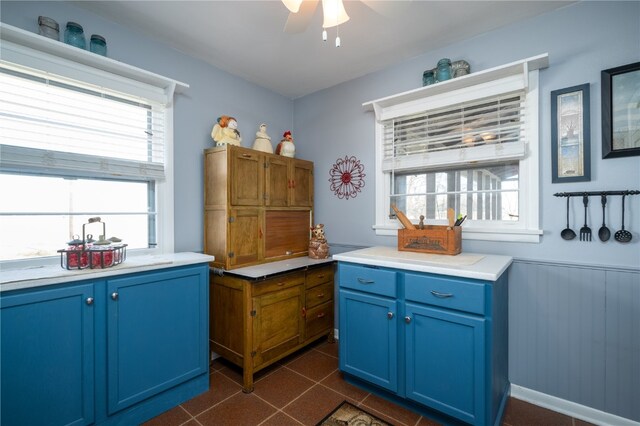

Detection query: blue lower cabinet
(106, 266), (209, 415)
(339, 289), (398, 393)
(338, 262), (508, 426)
(405, 303), (485, 424)
(1, 283), (95, 426)
(0, 263), (210, 426)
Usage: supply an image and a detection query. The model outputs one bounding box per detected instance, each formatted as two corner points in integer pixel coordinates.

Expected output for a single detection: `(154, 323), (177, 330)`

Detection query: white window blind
(0, 63), (167, 180)
(381, 90), (526, 172)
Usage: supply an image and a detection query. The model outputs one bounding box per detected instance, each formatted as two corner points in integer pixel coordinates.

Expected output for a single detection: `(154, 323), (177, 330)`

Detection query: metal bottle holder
(58, 217), (127, 270)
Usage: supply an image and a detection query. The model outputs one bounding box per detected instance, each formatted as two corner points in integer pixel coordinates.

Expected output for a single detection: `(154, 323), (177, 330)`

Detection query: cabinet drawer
(305, 301), (333, 338)
(405, 273), (485, 315)
(339, 264), (396, 298)
(253, 271), (305, 296)
(305, 281), (333, 309)
(306, 264), (334, 288)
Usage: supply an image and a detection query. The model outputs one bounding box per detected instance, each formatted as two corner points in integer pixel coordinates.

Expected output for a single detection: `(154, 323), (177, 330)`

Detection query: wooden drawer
(252, 271), (305, 296)
(306, 264), (334, 288)
(305, 301), (333, 339)
(305, 281), (333, 309)
(339, 264), (396, 298)
(405, 273), (486, 315)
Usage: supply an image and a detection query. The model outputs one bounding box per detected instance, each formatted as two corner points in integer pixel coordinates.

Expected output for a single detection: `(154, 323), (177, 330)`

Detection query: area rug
(316, 401), (394, 426)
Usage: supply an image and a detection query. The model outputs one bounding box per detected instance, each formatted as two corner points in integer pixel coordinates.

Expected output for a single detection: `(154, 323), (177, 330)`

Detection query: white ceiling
(75, 1), (572, 99)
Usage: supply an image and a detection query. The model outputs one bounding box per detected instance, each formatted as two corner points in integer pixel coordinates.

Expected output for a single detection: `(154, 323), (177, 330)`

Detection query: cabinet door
(230, 148), (263, 206)
(229, 208), (262, 267)
(291, 159), (313, 207)
(106, 266), (208, 415)
(1, 283), (95, 426)
(264, 210), (310, 260)
(252, 285), (304, 367)
(265, 155), (290, 207)
(405, 302), (485, 425)
(339, 289), (398, 393)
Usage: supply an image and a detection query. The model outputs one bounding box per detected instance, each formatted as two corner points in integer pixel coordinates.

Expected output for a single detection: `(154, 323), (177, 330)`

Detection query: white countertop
(0, 252), (214, 292)
(221, 256), (334, 279)
(333, 246), (512, 281)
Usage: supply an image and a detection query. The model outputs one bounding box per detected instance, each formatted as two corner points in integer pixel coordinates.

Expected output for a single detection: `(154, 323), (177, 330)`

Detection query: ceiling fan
(282, 0), (405, 46)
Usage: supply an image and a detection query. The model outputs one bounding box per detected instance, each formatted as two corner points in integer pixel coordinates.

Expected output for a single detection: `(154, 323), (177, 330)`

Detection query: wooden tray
(398, 225), (461, 255)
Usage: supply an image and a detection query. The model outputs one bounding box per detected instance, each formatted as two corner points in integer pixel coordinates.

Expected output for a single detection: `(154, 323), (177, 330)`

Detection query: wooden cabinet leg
(327, 329), (335, 344)
(242, 367), (254, 393)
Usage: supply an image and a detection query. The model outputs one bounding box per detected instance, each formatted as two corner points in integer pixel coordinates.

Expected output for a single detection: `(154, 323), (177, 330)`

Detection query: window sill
(372, 224), (542, 243)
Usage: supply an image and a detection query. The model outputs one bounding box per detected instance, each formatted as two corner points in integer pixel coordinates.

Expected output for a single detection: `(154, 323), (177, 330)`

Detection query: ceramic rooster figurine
(308, 224), (330, 259)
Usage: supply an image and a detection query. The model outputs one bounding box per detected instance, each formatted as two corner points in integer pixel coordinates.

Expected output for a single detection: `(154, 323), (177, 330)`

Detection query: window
(0, 24), (184, 264)
(367, 55), (547, 242)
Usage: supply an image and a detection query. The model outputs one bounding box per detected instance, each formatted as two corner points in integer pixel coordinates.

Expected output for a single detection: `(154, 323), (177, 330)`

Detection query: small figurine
(418, 215), (425, 230)
(308, 224), (330, 259)
(275, 130), (295, 158)
(252, 123), (273, 153)
(211, 115), (241, 147)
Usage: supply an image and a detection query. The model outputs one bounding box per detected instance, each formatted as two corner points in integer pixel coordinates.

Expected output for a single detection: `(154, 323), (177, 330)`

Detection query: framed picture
(551, 83), (591, 183)
(602, 61), (640, 158)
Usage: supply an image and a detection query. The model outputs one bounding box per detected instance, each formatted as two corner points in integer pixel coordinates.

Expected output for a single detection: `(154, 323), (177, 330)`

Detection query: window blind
(0, 63), (166, 180)
(381, 90), (527, 172)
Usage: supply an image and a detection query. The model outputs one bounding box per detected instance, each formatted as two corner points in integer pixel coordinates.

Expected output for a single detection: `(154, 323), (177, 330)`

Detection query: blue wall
(295, 1), (640, 269)
(1, 1), (295, 254)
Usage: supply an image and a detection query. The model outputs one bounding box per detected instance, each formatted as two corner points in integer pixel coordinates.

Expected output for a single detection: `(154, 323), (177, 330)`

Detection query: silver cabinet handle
(111, 292), (119, 301)
(404, 316), (411, 324)
(431, 290), (453, 298)
(86, 297), (94, 305)
(357, 278), (374, 284)
(387, 312), (394, 319)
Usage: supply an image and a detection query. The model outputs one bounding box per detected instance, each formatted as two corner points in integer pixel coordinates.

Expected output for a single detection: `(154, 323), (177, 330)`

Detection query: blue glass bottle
(436, 58), (452, 82)
(90, 35), (107, 56)
(64, 22), (86, 49)
(422, 70), (435, 86)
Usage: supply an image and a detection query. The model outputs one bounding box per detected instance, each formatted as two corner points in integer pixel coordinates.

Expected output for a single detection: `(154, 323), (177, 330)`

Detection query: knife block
(397, 225), (462, 255)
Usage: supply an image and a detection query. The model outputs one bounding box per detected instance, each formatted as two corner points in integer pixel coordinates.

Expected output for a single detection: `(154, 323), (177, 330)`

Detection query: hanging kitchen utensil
(598, 194), (611, 242)
(561, 196), (576, 240)
(579, 195), (592, 241)
(614, 194), (632, 243)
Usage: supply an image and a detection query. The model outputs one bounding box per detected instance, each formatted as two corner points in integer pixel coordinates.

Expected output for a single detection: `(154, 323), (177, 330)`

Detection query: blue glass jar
(90, 35), (107, 56)
(64, 22), (86, 49)
(422, 70), (435, 86)
(436, 58), (452, 82)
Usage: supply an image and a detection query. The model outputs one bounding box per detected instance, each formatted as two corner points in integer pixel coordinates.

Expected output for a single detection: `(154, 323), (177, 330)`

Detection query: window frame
(367, 55), (547, 243)
(0, 23), (186, 267)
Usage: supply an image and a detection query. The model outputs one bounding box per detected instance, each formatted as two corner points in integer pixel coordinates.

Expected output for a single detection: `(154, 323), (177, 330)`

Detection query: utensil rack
(553, 190), (640, 197)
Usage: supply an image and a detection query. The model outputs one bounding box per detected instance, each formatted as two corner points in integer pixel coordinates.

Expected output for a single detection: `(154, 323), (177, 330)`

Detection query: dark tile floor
(144, 340), (594, 426)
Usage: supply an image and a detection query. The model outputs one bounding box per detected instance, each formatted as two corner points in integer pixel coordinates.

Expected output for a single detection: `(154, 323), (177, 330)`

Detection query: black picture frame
(551, 83), (591, 183)
(602, 61), (640, 158)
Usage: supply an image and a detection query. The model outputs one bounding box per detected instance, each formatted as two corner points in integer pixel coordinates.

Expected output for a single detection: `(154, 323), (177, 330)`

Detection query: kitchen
(0, 1), (638, 425)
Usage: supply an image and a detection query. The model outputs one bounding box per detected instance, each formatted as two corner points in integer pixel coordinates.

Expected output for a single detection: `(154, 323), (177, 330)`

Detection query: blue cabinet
(1, 283), (95, 426)
(338, 262), (508, 426)
(339, 289), (398, 392)
(106, 266), (209, 415)
(0, 264), (209, 426)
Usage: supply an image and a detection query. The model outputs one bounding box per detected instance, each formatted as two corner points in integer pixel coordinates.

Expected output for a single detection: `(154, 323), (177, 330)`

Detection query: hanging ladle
(614, 194), (632, 243)
(598, 194), (611, 242)
(561, 196), (576, 240)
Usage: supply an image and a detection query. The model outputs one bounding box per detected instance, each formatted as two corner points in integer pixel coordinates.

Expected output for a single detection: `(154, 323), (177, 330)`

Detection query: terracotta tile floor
(144, 340), (594, 426)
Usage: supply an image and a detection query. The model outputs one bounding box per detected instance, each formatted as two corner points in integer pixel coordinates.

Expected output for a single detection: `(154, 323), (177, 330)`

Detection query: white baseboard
(510, 384), (639, 426)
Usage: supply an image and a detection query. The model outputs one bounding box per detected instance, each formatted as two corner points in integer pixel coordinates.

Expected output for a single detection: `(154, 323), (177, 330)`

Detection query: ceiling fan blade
(284, 0), (319, 33)
(361, 0), (412, 18)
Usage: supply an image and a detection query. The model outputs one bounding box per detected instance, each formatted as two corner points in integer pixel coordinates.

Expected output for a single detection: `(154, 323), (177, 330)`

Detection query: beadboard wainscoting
(509, 259), (640, 423)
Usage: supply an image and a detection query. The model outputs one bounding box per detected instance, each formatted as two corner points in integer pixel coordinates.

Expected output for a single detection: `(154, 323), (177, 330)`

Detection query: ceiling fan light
(282, 0), (303, 13)
(322, 0), (350, 28)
